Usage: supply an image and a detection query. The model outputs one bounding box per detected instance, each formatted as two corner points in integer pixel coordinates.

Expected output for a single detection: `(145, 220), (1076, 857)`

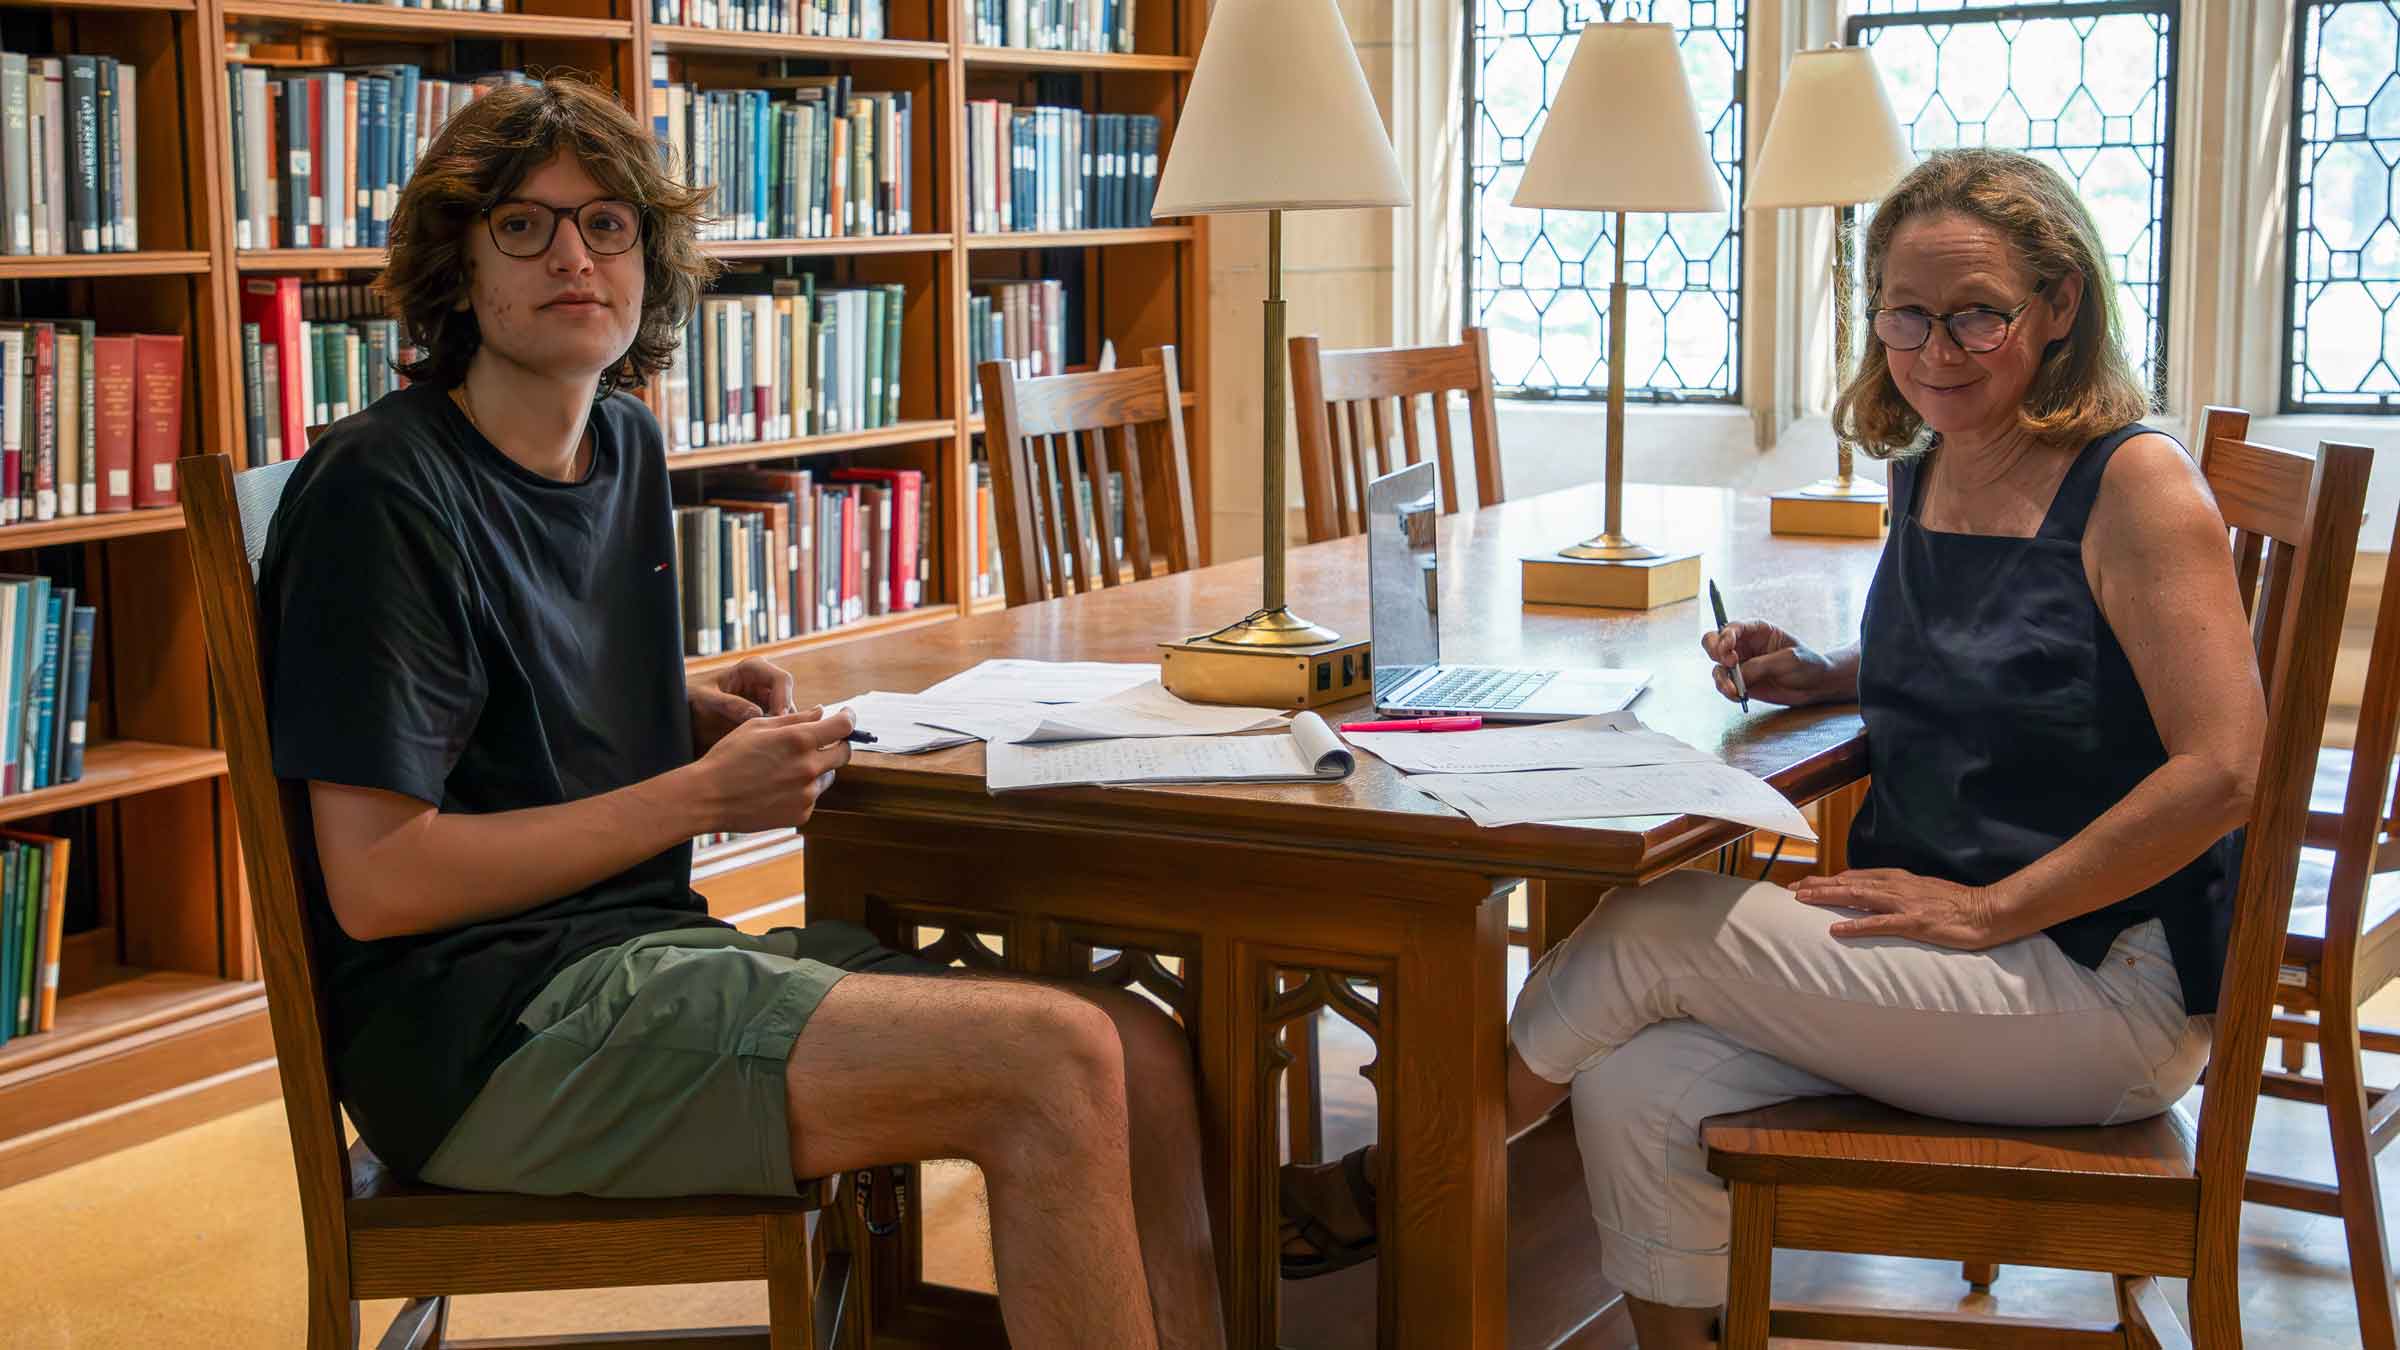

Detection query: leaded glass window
(1845, 1), (2178, 401)
(1467, 1), (1746, 402)
(2289, 0), (2400, 412)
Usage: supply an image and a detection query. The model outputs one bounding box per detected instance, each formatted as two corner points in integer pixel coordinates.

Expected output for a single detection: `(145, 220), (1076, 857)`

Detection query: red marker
(1338, 715), (1484, 734)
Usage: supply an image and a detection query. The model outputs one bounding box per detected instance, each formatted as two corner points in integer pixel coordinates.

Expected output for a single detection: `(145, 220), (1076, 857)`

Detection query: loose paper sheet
(828, 691), (1035, 755)
(997, 682), (1287, 744)
(920, 659), (1161, 705)
(1341, 713), (1716, 776)
(1410, 761), (1817, 840)
(986, 713), (1354, 792)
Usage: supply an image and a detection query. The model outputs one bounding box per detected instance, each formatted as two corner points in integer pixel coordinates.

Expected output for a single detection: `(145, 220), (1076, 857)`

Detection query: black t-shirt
(260, 381), (723, 1177)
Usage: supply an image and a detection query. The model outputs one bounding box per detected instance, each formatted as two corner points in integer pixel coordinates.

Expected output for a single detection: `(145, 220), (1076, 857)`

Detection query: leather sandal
(1277, 1146), (1380, 1280)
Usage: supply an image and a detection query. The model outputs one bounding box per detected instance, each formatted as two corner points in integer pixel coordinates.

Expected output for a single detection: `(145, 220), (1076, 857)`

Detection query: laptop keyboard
(1403, 667), (1556, 712)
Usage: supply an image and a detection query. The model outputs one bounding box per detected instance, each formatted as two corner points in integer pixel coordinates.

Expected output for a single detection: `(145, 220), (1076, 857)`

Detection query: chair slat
(1399, 393), (1424, 470)
(1369, 396), (1393, 477)
(1346, 401), (1374, 535)
(1429, 390), (1461, 512)
(1328, 398), (1358, 537)
(1117, 423), (1154, 582)
(1052, 433), (1095, 596)
(1086, 430), (1121, 587)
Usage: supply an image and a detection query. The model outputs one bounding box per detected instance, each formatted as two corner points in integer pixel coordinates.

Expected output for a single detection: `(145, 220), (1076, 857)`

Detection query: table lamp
(1746, 44), (1916, 539)
(1147, 0), (1408, 709)
(1512, 22), (1727, 611)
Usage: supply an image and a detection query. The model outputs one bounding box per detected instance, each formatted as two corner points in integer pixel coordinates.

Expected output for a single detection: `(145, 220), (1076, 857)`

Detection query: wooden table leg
(1382, 882), (1513, 1347)
(1527, 880), (1609, 960)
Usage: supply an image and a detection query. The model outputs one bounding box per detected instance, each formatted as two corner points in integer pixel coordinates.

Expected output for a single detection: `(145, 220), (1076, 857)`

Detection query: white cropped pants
(1506, 870), (2212, 1308)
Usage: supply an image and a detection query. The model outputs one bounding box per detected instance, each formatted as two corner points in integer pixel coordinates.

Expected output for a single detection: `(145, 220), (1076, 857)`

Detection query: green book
(0, 841), (19, 1040)
(15, 839), (40, 1032)
(862, 287), (886, 431)
(882, 283), (903, 426)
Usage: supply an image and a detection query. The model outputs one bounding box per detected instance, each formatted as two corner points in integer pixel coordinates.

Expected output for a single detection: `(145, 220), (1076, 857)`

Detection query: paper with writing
(827, 691), (1033, 755)
(920, 659), (1161, 704)
(965, 682), (1287, 744)
(986, 712), (1354, 792)
(1409, 761), (1817, 840)
(1342, 713), (1716, 775)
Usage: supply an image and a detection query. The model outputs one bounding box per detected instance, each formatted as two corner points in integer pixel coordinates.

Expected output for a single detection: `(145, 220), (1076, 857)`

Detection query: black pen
(1708, 579), (1749, 713)
(845, 729), (880, 746)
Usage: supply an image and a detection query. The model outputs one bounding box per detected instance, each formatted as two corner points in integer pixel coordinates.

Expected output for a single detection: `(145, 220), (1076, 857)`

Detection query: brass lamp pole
(1559, 209), (1657, 562)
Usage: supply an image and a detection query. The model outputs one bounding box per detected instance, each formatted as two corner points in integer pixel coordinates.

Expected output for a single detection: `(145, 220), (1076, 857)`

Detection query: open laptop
(1368, 460), (1649, 721)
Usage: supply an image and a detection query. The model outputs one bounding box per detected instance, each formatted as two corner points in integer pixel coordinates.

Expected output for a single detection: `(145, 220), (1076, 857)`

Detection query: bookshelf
(0, 0), (1210, 1187)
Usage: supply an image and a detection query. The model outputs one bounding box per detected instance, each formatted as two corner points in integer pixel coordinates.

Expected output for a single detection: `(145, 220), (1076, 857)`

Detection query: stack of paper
(829, 662), (1287, 760)
(920, 659), (1160, 704)
(1407, 763), (1817, 840)
(987, 713), (1354, 792)
(1340, 712), (1714, 775)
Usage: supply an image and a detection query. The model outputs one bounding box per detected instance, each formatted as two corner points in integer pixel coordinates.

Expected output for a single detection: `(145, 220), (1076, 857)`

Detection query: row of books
(970, 0), (1138, 54)
(963, 450), (1128, 595)
(969, 456), (1004, 599)
(964, 104), (1160, 235)
(0, 53), (139, 256)
(651, 67), (914, 241)
(238, 280), (416, 468)
(968, 278), (1068, 411)
(323, 0), (503, 12)
(0, 579), (95, 801)
(671, 466), (928, 655)
(0, 827), (75, 1045)
(663, 279), (907, 454)
(651, 0), (885, 36)
(0, 324), (182, 521)
(225, 66), (529, 252)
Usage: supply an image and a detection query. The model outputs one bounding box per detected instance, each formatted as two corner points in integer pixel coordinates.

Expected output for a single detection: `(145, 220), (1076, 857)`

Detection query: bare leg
(1627, 1300), (1718, 1349)
(1506, 1043), (1569, 1138)
(784, 972), (1159, 1350)
(1060, 983), (1229, 1350)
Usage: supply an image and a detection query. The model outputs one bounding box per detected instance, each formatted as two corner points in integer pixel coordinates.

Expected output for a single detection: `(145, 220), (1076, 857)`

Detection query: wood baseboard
(0, 1054), (278, 1191)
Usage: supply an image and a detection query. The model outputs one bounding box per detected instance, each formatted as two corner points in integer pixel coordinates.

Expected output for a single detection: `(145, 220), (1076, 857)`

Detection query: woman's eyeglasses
(1869, 279), (2050, 355)
(485, 198), (643, 259)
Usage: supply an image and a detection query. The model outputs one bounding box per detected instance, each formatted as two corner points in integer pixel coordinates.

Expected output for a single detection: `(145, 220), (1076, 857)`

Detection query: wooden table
(774, 480), (1885, 1349)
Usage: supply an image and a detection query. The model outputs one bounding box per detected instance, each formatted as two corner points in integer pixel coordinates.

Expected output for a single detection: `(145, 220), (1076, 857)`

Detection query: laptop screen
(1367, 461), (1441, 694)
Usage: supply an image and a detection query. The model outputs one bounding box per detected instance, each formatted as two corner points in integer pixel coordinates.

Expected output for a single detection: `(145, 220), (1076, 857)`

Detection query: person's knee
(984, 987), (1131, 1149)
(1080, 984), (1193, 1077)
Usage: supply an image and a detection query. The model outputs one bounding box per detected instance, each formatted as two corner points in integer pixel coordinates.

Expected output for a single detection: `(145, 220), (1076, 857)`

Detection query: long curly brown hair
(1831, 149), (2153, 459)
(376, 73), (718, 396)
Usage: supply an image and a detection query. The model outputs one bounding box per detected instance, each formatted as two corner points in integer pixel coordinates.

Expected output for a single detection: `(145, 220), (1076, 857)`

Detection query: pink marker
(1337, 715), (1484, 734)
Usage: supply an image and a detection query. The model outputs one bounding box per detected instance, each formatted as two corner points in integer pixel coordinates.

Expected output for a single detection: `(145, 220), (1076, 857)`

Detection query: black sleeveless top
(1849, 423), (2240, 1016)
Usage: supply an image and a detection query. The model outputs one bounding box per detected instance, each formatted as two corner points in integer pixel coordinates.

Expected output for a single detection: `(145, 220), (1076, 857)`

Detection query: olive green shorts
(420, 922), (939, 1199)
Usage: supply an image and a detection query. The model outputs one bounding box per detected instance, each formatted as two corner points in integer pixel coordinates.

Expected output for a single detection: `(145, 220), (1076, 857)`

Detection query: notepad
(986, 713), (1355, 792)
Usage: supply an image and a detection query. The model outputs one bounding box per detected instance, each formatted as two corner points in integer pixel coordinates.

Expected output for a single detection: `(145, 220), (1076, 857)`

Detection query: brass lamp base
(1203, 605), (1341, 648)
(1556, 532), (1664, 562)
(1524, 549), (1703, 610)
(1160, 633), (1373, 710)
(1795, 474), (1887, 500)
(1770, 486), (1889, 539)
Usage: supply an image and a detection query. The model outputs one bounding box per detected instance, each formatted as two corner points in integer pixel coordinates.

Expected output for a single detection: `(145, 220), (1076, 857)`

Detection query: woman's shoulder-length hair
(1831, 147), (2153, 460)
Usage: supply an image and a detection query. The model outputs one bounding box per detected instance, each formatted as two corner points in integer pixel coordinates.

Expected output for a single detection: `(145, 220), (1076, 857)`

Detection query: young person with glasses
(1279, 149), (2259, 1350)
(257, 75), (1224, 1350)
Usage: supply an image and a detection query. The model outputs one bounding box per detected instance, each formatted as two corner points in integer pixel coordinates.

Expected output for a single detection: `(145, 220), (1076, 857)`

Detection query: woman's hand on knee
(1791, 868), (2008, 949)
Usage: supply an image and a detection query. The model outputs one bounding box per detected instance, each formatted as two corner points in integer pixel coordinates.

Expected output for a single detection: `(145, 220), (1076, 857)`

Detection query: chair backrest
(978, 345), (1200, 608)
(2190, 414), (2372, 1281)
(1288, 327), (1506, 543)
(177, 452), (357, 1296)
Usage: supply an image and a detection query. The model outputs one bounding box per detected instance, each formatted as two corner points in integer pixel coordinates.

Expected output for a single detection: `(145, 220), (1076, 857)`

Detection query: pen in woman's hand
(1708, 579), (1750, 713)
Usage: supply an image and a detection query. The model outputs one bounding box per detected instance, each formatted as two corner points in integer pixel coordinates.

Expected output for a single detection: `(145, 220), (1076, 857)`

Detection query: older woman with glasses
(1278, 148), (2262, 1350)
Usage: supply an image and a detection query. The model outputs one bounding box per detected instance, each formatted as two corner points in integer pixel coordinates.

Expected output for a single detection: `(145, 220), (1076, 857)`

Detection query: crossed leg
(783, 970), (1225, 1350)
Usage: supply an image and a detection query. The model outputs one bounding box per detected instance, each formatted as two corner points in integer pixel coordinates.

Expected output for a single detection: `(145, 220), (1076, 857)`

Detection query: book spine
(64, 58), (96, 254)
(28, 595), (58, 793)
(2, 53), (30, 255)
(30, 324), (52, 521)
(132, 334), (183, 507)
(58, 606), (88, 786)
(112, 59), (134, 250)
(92, 335), (132, 510)
(34, 829), (66, 1029)
(94, 59), (115, 253)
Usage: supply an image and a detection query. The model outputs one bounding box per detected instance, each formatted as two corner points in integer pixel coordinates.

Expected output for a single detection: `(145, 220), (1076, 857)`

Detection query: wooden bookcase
(0, 0), (1210, 1188)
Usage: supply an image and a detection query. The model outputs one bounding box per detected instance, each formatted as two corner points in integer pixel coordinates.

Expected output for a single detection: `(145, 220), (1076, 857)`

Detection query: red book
(132, 333), (184, 508)
(839, 490), (859, 624)
(28, 323), (54, 522)
(829, 467), (922, 612)
(240, 277), (306, 458)
(91, 335), (135, 512)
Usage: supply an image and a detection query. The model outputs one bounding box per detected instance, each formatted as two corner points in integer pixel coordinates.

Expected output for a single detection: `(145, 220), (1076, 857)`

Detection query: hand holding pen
(1708, 579), (1749, 713)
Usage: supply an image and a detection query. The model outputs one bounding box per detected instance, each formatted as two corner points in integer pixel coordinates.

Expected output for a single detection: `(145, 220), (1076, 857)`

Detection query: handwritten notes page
(1409, 761), (1818, 840)
(920, 660), (1161, 705)
(1340, 713), (1716, 775)
(986, 713), (1354, 792)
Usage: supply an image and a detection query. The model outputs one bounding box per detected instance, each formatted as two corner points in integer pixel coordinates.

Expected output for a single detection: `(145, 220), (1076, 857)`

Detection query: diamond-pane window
(2289, 1), (2400, 412)
(1468, 1), (1746, 401)
(1846, 1), (2178, 402)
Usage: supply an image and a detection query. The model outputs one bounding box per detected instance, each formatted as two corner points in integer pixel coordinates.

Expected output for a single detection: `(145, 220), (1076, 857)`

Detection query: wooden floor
(1, 923), (2395, 1348)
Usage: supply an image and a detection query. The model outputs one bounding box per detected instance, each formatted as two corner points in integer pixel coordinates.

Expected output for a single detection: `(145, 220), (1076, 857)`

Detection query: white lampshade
(1148, 0), (1407, 217)
(1746, 46), (1915, 209)
(1513, 22), (1726, 214)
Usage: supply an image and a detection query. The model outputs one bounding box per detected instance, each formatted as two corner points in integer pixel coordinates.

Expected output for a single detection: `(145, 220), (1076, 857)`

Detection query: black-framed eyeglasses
(484, 197), (643, 259)
(1870, 279), (2051, 355)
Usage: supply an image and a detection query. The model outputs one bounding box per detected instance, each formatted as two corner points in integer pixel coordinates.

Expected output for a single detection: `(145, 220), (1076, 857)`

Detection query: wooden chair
(1702, 422), (2376, 1349)
(978, 346), (1201, 609)
(177, 450), (855, 1350)
(1287, 327), (1506, 543)
(2212, 409), (2400, 1348)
